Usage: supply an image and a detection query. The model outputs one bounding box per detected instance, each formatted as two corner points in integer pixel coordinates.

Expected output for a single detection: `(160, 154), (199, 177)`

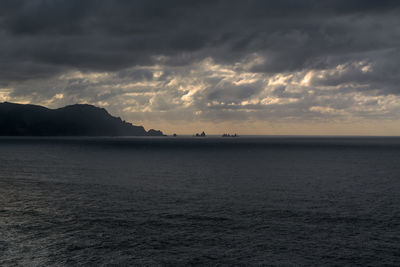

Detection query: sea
(1, 136), (399, 266)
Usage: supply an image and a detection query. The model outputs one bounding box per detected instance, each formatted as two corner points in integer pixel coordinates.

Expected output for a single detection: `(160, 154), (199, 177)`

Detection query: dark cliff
(0, 102), (164, 136)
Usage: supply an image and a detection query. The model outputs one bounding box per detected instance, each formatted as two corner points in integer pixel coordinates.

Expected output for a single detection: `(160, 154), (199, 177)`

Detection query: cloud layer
(1, 0), (400, 134)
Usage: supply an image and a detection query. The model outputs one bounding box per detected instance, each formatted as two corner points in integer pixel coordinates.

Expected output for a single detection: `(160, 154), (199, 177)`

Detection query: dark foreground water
(1, 137), (400, 266)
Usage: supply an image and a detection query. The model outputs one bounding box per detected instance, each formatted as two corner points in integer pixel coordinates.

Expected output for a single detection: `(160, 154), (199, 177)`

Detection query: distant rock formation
(195, 131), (206, 137)
(222, 133), (238, 137)
(0, 102), (164, 136)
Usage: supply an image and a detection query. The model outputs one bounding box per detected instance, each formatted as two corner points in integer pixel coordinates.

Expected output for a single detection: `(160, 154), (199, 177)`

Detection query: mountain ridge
(0, 102), (164, 136)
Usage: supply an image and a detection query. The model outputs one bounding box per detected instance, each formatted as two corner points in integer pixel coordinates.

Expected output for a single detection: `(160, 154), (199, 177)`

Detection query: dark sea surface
(1, 136), (400, 266)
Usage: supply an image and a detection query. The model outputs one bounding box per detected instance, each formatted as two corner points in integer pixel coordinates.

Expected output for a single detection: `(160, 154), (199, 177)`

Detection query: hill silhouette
(0, 102), (164, 136)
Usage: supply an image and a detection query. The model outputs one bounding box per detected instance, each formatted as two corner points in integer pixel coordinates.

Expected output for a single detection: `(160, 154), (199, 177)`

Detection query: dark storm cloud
(1, 0), (399, 78)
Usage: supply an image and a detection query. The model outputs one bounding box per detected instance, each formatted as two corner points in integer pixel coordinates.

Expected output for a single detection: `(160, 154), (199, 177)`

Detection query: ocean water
(1, 136), (400, 266)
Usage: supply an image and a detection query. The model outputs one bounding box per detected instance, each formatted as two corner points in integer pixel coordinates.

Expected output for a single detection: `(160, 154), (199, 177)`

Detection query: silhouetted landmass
(0, 102), (164, 136)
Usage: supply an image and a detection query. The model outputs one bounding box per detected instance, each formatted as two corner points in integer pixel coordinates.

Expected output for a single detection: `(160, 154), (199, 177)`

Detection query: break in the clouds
(1, 0), (400, 134)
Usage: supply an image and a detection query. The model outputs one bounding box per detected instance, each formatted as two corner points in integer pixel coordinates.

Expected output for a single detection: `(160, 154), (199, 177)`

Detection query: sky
(1, 0), (400, 135)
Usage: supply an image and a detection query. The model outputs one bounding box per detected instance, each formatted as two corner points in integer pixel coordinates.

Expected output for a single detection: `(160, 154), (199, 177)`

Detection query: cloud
(0, 0), (400, 133)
